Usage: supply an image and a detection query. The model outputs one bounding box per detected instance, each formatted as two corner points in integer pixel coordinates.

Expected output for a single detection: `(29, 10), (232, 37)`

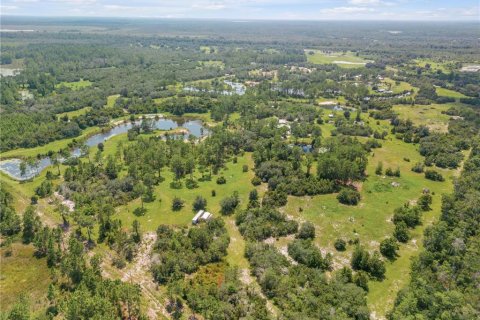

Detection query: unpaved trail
(121, 232), (169, 320)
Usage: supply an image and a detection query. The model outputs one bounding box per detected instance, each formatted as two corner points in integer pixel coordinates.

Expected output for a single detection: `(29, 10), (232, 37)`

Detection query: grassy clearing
(106, 94), (120, 108)
(56, 79), (92, 90)
(435, 87), (466, 98)
(198, 60), (225, 69)
(414, 59), (452, 73)
(0, 243), (51, 314)
(305, 50), (371, 68)
(393, 104), (451, 133)
(57, 107), (92, 120)
(382, 78), (414, 93)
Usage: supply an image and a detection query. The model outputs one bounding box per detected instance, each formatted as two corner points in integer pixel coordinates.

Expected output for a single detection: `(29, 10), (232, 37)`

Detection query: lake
(0, 117), (207, 181)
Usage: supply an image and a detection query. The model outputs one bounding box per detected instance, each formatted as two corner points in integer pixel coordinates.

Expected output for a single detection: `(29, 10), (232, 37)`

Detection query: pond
(0, 117), (208, 181)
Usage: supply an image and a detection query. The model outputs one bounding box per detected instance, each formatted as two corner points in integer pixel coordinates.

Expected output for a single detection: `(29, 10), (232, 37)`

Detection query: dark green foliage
(375, 162), (383, 175)
(22, 206), (41, 244)
(393, 221), (410, 243)
(337, 188), (361, 205)
(425, 169), (445, 181)
(334, 238), (347, 251)
(379, 238), (399, 259)
(151, 219), (229, 284)
(411, 162), (424, 173)
(351, 245), (386, 280)
(216, 176), (226, 184)
(181, 265), (271, 320)
(220, 192), (239, 215)
(418, 193), (432, 211)
(236, 207), (298, 241)
(391, 142), (480, 319)
(297, 221), (315, 240)
(288, 239), (331, 270)
(393, 205), (422, 228)
(246, 242), (370, 319)
(192, 195), (207, 211)
(35, 180), (53, 198)
(172, 197), (185, 211)
(0, 186), (21, 236)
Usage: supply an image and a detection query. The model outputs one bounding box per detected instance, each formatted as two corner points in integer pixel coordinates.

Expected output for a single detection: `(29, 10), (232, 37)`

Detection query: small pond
(0, 117), (207, 181)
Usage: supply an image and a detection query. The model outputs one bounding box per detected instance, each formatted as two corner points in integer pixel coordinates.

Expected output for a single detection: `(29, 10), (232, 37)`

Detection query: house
(192, 210), (213, 224)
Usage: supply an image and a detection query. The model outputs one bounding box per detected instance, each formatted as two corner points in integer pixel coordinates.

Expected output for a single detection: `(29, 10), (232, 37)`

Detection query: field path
(120, 232), (169, 320)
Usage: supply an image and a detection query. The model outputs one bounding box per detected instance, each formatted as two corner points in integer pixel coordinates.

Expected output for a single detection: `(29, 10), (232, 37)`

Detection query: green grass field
(56, 79), (92, 90)
(198, 60), (225, 69)
(0, 244), (51, 314)
(435, 87), (466, 98)
(393, 104), (451, 133)
(57, 107), (92, 120)
(306, 50), (372, 68)
(106, 94), (120, 108)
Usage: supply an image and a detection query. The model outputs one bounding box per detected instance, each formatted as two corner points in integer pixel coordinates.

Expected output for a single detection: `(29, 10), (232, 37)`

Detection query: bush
(220, 192), (239, 215)
(216, 176), (226, 184)
(193, 196), (207, 211)
(185, 179), (198, 189)
(418, 194), (432, 211)
(172, 197), (185, 211)
(375, 162), (383, 175)
(411, 162), (424, 173)
(394, 221), (410, 243)
(380, 238), (399, 259)
(425, 170), (444, 181)
(242, 165), (249, 172)
(337, 189), (361, 206)
(170, 180), (183, 189)
(297, 222), (315, 240)
(133, 207), (147, 216)
(334, 238), (347, 251)
(251, 176), (261, 186)
(211, 190), (216, 197)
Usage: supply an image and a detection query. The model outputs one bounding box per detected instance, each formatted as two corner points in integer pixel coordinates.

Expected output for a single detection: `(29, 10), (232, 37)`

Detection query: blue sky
(0, 0), (478, 21)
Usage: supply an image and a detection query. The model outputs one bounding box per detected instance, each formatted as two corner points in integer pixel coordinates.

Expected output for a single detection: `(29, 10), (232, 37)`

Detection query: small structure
(192, 210), (213, 225)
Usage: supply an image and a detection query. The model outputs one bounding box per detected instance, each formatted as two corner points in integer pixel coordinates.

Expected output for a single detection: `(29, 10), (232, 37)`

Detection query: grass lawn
(382, 78), (414, 94)
(435, 87), (466, 99)
(57, 107), (92, 120)
(198, 60), (225, 69)
(106, 94), (120, 108)
(305, 49), (372, 68)
(56, 79), (92, 90)
(0, 243), (51, 314)
(393, 104), (452, 133)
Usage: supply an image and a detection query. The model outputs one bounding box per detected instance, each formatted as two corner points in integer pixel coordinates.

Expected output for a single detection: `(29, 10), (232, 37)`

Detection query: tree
(132, 220), (141, 243)
(192, 196), (207, 211)
(375, 162), (383, 175)
(19, 161), (27, 178)
(380, 237), (399, 259)
(220, 192), (239, 215)
(97, 142), (104, 152)
(297, 222), (315, 239)
(418, 194), (432, 211)
(354, 271), (369, 292)
(337, 189), (361, 205)
(394, 221), (410, 243)
(334, 238), (347, 251)
(22, 206), (40, 244)
(172, 197), (185, 211)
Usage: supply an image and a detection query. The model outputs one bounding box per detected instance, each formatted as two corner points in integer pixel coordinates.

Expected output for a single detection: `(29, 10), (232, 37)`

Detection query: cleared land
(56, 79), (92, 90)
(306, 50), (372, 68)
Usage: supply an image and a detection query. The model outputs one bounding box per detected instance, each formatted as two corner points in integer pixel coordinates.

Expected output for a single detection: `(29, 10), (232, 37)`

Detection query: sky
(0, 0), (478, 21)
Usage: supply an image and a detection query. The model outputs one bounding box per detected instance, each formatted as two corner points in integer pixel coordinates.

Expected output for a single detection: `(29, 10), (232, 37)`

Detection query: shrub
(380, 238), (399, 259)
(172, 197), (185, 211)
(242, 164), (249, 172)
(211, 190), (216, 197)
(394, 221), (410, 243)
(193, 196), (207, 211)
(133, 207), (147, 216)
(297, 222), (315, 240)
(334, 238), (347, 251)
(170, 180), (183, 189)
(411, 162), (424, 173)
(251, 176), (261, 186)
(216, 176), (226, 184)
(185, 179), (198, 189)
(337, 189), (361, 206)
(220, 192), (240, 215)
(375, 162), (383, 175)
(425, 170), (444, 181)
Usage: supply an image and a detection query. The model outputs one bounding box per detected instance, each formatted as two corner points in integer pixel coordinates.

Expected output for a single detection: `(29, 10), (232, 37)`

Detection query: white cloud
(348, 0), (380, 5)
(0, 5), (19, 10)
(320, 6), (375, 14)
